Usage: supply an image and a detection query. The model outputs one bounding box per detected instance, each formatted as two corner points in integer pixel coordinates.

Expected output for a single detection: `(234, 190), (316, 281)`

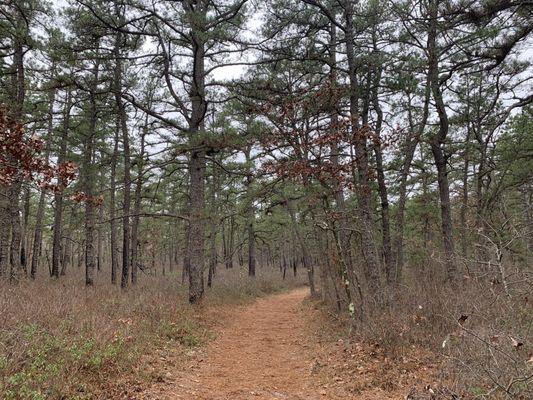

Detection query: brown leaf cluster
(0, 106), (77, 190)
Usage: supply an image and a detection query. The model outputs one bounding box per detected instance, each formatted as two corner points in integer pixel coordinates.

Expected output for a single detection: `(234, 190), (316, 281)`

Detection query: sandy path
(135, 287), (438, 400)
(165, 288), (326, 400)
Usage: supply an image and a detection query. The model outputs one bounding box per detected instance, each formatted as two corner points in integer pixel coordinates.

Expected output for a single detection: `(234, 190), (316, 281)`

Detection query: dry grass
(0, 265), (305, 399)
(206, 267), (306, 303)
(304, 294), (440, 399)
(341, 270), (533, 399)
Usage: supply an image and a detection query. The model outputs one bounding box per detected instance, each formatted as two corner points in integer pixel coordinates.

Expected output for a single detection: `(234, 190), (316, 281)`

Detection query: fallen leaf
(510, 337), (523, 348)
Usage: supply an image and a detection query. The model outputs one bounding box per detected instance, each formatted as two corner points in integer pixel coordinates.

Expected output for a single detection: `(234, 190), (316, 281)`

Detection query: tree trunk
(188, 149), (206, 303)
(51, 88), (70, 279)
(427, 0), (457, 282)
(7, 26), (26, 282)
(114, 22), (132, 288)
(461, 114), (472, 259)
(207, 168), (217, 287)
(223, 215), (235, 269)
(245, 146), (256, 277)
(286, 198), (315, 296)
(21, 187), (30, 270)
(131, 125), (146, 286)
(186, 4), (207, 302)
(83, 54), (101, 287)
(394, 84), (429, 282)
(9, 174), (23, 282)
(32, 86), (57, 278)
(326, 20), (358, 308)
(97, 177), (104, 272)
(31, 186), (46, 279)
(60, 229), (71, 276)
(0, 187), (9, 277)
(182, 217), (190, 285)
(109, 113), (119, 284)
(344, 0), (381, 295)
(370, 61), (393, 284)
(247, 216), (256, 277)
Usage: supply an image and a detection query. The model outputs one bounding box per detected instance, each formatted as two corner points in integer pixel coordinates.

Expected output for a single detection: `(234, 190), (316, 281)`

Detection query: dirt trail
(135, 288), (439, 400)
(145, 288), (344, 400)
(179, 288), (324, 399)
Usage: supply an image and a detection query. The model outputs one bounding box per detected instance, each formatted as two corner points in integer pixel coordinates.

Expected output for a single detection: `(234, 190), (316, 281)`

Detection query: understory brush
(0, 266), (303, 399)
(207, 267), (306, 303)
(326, 267), (532, 399)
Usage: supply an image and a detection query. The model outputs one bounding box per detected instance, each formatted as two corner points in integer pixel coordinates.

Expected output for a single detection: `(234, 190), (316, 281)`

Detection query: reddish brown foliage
(70, 192), (104, 206)
(0, 106), (76, 190)
(255, 80), (407, 193)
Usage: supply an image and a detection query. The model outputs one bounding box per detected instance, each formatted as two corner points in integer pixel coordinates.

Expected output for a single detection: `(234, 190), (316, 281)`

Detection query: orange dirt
(177, 288), (327, 400)
(133, 288), (438, 400)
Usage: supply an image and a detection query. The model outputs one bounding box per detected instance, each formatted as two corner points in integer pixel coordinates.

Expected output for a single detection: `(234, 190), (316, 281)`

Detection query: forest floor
(128, 288), (440, 400)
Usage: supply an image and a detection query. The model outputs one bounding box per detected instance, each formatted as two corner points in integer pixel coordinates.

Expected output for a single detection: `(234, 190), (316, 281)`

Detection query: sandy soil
(138, 288), (341, 399)
(132, 288), (438, 400)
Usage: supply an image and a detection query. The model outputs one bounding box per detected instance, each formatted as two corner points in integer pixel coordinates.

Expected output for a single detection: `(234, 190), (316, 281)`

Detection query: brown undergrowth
(304, 296), (440, 400)
(316, 270), (532, 399)
(0, 267), (304, 399)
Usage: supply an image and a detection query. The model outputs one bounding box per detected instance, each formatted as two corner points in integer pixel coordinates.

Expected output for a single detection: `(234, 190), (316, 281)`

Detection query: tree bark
(344, 0), (381, 294)
(188, 149), (206, 302)
(223, 215), (235, 269)
(52, 89), (72, 279)
(109, 113), (119, 284)
(370, 62), (393, 284)
(97, 176), (105, 272)
(21, 187), (30, 270)
(427, 0), (457, 281)
(60, 227), (72, 276)
(207, 167), (217, 287)
(245, 146), (256, 277)
(461, 107), (472, 259)
(394, 83), (430, 282)
(113, 20), (132, 288)
(131, 124), (146, 287)
(286, 198), (315, 296)
(32, 85), (57, 278)
(83, 53), (101, 287)
(0, 188), (9, 277)
(186, 1), (207, 303)
(7, 22), (27, 282)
